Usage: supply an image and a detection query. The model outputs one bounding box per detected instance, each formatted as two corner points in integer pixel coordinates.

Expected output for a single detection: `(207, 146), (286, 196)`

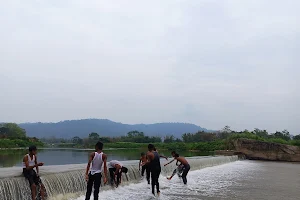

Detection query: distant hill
(19, 119), (210, 139)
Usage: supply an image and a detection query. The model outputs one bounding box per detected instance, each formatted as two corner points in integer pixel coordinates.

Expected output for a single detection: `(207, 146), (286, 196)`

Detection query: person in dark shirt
(144, 144), (167, 196)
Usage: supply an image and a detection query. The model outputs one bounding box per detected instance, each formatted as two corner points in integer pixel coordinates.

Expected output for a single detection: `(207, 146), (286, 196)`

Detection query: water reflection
(0, 148), (213, 167)
(0, 149), (27, 167)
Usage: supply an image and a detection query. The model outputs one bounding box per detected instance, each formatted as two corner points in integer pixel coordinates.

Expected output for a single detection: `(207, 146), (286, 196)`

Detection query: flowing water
(1, 156), (299, 200)
(72, 160), (300, 200)
(0, 156), (237, 200)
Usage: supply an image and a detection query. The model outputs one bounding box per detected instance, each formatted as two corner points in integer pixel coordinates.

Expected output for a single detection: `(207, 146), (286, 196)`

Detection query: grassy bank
(0, 138), (44, 148)
(55, 133), (300, 152)
(56, 140), (226, 152)
(3, 135), (299, 151)
(227, 133), (300, 147)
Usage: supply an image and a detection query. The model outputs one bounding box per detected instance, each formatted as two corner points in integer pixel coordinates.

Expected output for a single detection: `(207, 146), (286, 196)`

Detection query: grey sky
(0, 0), (299, 133)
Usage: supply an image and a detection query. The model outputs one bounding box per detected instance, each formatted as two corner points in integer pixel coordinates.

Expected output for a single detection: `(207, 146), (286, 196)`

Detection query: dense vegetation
(2, 121), (300, 151)
(0, 123), (44, 148)
(42, 126), (300, 151)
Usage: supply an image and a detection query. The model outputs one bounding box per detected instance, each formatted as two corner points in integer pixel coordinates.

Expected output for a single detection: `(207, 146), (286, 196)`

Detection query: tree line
(0, 123), (43, 148)
(41, 130), (162, 147)
(182, 126), (299, 143)
(41, 126), (300, 148)
(1, 122), (299, 149)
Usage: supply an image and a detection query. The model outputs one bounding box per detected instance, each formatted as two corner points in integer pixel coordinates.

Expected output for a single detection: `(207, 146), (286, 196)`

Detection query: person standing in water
(139, 152), (150, 183)
(145, 144), (163, 196)
(85, 141), (108, 200)
(22, 145), (46, 200)
(164, 152), (184, 180)
(164, 153), (190, 184)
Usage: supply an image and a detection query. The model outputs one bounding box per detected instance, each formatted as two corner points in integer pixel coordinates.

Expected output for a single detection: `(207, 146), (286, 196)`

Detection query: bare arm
(35, 156), (39, 174)
(102, 154), (108, 184)
(85, 152), (95, 181)
(164, 158), (175, 166)
(139, 158), (141, 170)
(114, 164), (122, 176)
(159, 154), (168, 160)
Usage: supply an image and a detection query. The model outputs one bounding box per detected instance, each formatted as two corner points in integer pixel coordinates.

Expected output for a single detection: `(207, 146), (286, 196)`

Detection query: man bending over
(108, 160), (128, 187)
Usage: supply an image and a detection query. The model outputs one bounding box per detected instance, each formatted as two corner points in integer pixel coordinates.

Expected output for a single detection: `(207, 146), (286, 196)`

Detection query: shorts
(23, 168), (40, 186)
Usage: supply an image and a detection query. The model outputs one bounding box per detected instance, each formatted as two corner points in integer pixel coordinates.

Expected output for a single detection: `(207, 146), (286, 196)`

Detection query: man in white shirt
(22, 145), (45, 200)
(85, 142), (108, 200)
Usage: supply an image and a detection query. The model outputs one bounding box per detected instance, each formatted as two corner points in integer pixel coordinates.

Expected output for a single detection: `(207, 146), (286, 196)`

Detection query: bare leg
(167, 168), (177, 180)
(40, 184), (45, 200)
(31, 184), (36, 200)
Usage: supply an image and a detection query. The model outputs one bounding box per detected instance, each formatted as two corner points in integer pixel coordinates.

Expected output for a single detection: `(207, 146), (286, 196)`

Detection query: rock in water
(233, 139), (300, 162)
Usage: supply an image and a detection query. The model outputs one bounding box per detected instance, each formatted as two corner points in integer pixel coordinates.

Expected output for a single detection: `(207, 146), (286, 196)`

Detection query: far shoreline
(0, 147), (206, 153)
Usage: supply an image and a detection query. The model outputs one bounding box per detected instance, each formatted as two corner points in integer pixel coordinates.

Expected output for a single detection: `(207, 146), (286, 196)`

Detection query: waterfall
(0, 156), (238, 200)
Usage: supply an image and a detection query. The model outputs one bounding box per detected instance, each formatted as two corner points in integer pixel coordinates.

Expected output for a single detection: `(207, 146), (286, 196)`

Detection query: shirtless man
(139, 152), (150, 183)
(164, 153), (190, 184)
(164, 153), (184, 180)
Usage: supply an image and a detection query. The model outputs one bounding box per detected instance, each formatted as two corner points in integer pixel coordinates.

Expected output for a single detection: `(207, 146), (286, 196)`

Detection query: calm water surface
(0, 148), (212, 167)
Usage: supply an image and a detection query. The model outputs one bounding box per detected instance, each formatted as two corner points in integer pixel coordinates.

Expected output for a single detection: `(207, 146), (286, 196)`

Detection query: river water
(72, 160), (300, 200)
(0, 153), (299, 200)
(0, 148), (211, 167)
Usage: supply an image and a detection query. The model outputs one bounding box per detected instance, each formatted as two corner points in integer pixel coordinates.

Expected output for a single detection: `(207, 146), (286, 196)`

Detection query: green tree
(127, 131), (144, 138)
(222, 126), (232, 133)
(253, 128), (269, 138)
(149, 136), (162, 143)
(89, 132), (100, 141)
(72, 136), (83, 144)
(175, 138), (182, 142)
(0, 126), (9, 138)
(0, 123), (26, 138)
(182, 133), (193, 143)
(217, 126), (233, 139)
(164, 135), (175, 143)
(200, 132), (217, 142)
(293, 134), (300, 140)
(282, 130), (291, 141)
(272, 130), (291, 141)
(99, 137), (111, 143)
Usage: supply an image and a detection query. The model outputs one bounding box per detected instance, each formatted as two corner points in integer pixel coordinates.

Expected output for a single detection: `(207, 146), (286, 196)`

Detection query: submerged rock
(233, 139), (300, 162)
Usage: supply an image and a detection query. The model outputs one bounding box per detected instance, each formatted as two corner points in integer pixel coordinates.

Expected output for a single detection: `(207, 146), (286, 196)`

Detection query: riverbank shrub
(0, 138), (44, 148)
(0, 123), (44, 148)
(290, 140), (300, 146)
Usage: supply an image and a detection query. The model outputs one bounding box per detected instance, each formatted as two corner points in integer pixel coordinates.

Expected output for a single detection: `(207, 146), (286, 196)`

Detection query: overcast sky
(0, 0), (299, 133)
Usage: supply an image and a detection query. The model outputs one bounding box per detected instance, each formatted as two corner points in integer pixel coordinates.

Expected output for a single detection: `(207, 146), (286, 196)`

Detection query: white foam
(71, 161), (244, 200)
(0, 156), (238, 200)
